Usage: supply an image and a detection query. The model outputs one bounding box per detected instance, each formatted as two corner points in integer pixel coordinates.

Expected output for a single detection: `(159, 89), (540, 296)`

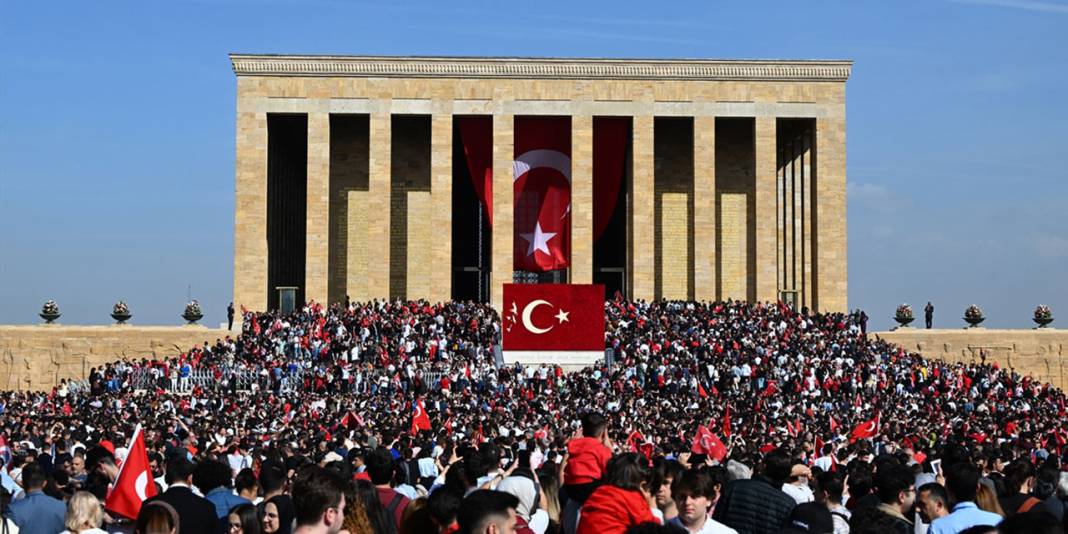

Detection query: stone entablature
(231, 55), (852, 82)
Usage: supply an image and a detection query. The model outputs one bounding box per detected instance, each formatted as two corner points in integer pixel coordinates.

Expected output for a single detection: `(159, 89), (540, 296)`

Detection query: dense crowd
(2, 299), (1068, 534)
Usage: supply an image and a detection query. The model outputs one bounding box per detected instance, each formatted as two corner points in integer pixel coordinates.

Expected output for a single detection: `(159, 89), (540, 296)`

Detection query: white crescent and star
(135, 470), (150, 501)
(520, 222), (557, 258)
(519, 300), (570, 335)
(514, 149), (571, 257)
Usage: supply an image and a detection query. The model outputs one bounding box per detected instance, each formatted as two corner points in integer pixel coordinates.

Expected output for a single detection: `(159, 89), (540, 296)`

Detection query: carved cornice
(230, 55), (851, 82)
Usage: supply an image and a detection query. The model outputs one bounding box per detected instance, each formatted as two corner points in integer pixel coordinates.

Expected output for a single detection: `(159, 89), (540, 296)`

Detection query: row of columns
(235, 109), (845, 313)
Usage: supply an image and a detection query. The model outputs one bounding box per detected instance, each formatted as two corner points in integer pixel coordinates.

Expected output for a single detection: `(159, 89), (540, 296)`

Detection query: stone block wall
(0, 326), (230, 392)
(877, 329), (1068, 390)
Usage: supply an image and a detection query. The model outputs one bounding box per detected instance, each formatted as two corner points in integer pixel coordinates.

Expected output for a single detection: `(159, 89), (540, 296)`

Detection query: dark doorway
(266, 114), (308, 310)
(593, 118), (632, 299)
(451, 118), (491, 302)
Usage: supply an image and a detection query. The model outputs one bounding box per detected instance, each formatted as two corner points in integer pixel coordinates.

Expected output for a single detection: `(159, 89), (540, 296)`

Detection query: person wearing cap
(668, 469), (737, 534)
(780, 502), (835, 534)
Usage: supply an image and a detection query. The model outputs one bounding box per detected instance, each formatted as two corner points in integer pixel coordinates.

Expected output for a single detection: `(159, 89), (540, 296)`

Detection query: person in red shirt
(576, 453), (660, 534)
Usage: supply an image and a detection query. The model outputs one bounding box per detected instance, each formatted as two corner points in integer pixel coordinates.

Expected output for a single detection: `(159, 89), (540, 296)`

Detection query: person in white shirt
(668, 469), (737, 534)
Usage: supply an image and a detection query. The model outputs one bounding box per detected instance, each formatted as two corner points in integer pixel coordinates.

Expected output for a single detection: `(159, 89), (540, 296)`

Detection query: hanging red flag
(723, 406), (732, 438)
(105, 425), (158, 519)
(829, 416), (839, 434)
(458, 116), (494, 224)
(697, 382), (708, 398)
(513, 116), (571, 272)
(850, 413), (880, 442)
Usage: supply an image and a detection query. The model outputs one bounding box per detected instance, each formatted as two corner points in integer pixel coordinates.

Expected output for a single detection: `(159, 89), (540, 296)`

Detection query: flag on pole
(105, 425), (158, 519)
(850, 413), (881, 442)
(411, 398), (431, 434)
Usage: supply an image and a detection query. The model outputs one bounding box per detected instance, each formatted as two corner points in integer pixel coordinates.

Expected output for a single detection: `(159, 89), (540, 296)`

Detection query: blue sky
(2, 0), (1065, 330)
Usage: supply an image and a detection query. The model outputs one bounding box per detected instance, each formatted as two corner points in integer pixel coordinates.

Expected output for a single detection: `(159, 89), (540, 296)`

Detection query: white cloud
(948, 0), (1068, 13)
(848, 182), (912, 213)
(1033, 235), (1068, 258)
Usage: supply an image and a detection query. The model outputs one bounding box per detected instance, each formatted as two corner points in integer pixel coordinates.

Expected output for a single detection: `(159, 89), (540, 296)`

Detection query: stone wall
(877, 328), (1068, 390)
(0, 325), (230, 392)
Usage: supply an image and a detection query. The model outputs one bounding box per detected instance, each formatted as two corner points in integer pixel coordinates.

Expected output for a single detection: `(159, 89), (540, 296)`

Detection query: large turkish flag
(105, 425), (158, 519)
(513, 117), (571, 272)
(502, 284), (604, 351)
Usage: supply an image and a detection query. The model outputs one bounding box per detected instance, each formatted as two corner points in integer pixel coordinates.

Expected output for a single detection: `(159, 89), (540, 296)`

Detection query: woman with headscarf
(497, 474), (548, 534)
(261, 495), (295, 534)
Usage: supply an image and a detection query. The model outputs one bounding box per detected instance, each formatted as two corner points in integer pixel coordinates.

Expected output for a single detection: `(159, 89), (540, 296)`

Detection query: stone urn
(111, 301), (131, 324)
(963, 305), (984, 328)
(1033, 305), (1054, 328)
(894, 304), (914, 329)
(182, 300), (203, 325)
(40, 300), (61, 324)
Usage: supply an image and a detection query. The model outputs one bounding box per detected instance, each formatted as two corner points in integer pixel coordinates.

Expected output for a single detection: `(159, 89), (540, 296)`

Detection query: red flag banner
(502, 284), (604, 352)
(592, 117), (628, 242)
(411, 399), (431, 434)
(458, 116), (494, 225)
(850, 413), (880, 442)
(723, 406), (732, 438)
(105, 425), (158, 519)
(513, 116), (571, 272)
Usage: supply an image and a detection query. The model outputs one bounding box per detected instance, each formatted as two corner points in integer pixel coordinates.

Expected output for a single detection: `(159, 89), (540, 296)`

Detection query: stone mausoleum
(230, 54), (851, 313)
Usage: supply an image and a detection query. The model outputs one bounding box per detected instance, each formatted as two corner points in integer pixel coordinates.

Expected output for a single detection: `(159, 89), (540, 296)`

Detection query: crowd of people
(2, 298), (1068, 534)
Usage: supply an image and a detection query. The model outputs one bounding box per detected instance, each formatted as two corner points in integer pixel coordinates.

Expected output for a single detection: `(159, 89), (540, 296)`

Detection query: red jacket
(565, 437), (611, 485)
(576, 485), (658, 534)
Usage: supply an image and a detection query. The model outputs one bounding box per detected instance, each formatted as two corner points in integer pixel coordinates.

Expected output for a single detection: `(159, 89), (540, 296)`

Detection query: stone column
(571, 115), (594, 284)
(693, 116), (716, 301)
(630, 115), (655, 300)
(368, 111), (392, 299)
(430, 112), (453, 303)
(233, 111), (268, 312)
(305, 113), (330, 305)
(816, 117), (847, 312)
(755, 117), (778, 304)
(490, 114), (514, 312)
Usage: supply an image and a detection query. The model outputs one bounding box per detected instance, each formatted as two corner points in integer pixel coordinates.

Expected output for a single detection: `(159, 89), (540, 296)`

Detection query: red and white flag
(502, 284), (604, 353)
(691, 425), (728, 462)
(411, 399), (431, 434)
(105, 425), (157, 519)
(850, 413), (881, 442)
(512, 117), (572, 272)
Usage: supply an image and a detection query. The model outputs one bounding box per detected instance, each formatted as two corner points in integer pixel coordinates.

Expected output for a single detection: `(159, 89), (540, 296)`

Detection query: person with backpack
(366, 448), (409, 528)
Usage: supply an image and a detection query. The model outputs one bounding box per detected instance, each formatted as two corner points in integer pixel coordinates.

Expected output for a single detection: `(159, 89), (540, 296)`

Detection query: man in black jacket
(712, 449), (797, 534)
(146, 455), (218, 534)
(849, 462), (915, 534)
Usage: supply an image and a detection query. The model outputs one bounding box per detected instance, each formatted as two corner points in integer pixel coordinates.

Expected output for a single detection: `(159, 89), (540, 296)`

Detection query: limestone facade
(231, 55), (850, 312)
